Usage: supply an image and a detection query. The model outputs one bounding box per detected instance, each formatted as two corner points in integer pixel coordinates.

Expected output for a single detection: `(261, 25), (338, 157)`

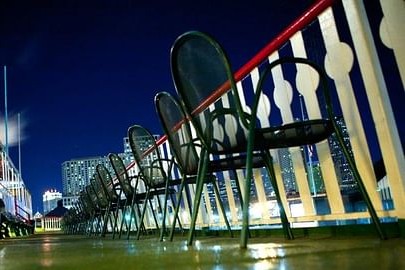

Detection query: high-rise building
(61, 134), (160, 198)
(277, 148), (298, 194)
(122, 137), (134, 166)
(61, 156), (109, 196)
(328, 118), (356, 193)
(43, 189), (62, 214)
(62, 196), (78, 210)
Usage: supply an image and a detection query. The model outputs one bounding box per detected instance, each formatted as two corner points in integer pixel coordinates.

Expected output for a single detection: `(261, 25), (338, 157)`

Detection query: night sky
(1, 0), (315, 212)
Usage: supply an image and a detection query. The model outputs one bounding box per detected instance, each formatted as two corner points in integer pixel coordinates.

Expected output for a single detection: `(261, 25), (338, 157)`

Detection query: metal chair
(128, 125), (181, 240)
(240, 56), (386, 246)
(171, 31), (385, 248)
(171, 31), (293, 246)
(154, 91), (234, 241)
(96, 164), (128, 239)
(85, 180), (108, 236)
(108, 153), (148, 239)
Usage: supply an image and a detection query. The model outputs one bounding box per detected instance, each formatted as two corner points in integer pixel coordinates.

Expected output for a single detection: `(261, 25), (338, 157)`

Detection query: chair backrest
(241, 56), (336, 152)
(90, 176), (109, 208)
(85, 185), (98, 210)
(170, 31), (248, 155)
(252, 56), (334, 127)
(128, 125), (166, 188)
(80, 190), (93, 214)
(108, 153), (134, 198)
(154, 91), (199, 175)
(96, 164), (119, 202)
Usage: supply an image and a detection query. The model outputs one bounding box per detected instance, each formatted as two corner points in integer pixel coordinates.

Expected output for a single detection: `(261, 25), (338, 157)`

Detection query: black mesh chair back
(85, 185), (98, 209)
(91, 176), (109, 209)
(108, 153), (134, 198)
(171, 31), (248, 155)
(128, 125), (166, 188)
(155, 92), (199, 175)
(80, 190), (94, 214)
(96, 164), (119, 203)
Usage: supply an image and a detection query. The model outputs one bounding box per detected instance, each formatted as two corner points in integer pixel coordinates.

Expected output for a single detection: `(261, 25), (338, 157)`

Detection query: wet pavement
(0, 233), (404, 269)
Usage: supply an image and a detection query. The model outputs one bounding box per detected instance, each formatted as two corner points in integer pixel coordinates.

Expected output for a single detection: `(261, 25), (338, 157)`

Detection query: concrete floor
(0, 233), (404, 269)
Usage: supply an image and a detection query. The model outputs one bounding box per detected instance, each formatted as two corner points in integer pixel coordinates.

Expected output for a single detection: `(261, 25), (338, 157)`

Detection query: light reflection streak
(0, 247), (6, 259)
(248, 243), (285, 260)
(180, 241), (189, 252)
(252, 260), (273, 270)
(40, 242), (53, 267)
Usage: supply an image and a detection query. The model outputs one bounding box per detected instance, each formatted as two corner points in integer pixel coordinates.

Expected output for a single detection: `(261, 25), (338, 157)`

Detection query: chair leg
(136, 189), (151, 240)
(169, 179), (187, 241)
(135, 203), (147, 237)
(212, 181), (233, 237)
(159, 177), (172, 241)
(126, 195), (140, 240)
(334, 125), (386, 240)
(264, 152), (294, 240)
(118, 201), (128, 239)
(112, 205), (120, 239)
(171, 193), (183, 231)
(240, 138), (256, 248)
(185, 185), (193, 217)
(187, 149), (209, 246)
(150, 195), (161, 231)
(95, 212), (102, 236)
(101, 205), (112, 237)
(232, 169), (251, 238)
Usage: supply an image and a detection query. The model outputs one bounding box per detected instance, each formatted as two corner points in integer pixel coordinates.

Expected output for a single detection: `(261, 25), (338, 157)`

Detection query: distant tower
(43, 189), (62, 214)
(122, 136), (135, 166)
(277, 148), (298, 194)
(328, 118), (356, 193)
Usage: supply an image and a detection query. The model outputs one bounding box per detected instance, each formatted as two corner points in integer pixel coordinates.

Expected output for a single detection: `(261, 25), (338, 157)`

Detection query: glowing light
(0, 113), (28, 146)
(250, 204), (262, 219)
(249, 243), (285, 260)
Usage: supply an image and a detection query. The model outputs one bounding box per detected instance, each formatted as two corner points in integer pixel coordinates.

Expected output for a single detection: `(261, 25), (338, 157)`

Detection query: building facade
(42, 189), (62, 214)
(60, 135), (155, 200)
(61, 156), (109, 197)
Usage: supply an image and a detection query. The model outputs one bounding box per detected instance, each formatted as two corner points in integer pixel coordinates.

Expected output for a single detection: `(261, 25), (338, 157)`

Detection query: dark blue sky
(1, 0), (314, 212)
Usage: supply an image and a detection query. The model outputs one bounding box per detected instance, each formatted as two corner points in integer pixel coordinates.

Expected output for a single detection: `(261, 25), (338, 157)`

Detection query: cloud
(0, 113), (28, 147)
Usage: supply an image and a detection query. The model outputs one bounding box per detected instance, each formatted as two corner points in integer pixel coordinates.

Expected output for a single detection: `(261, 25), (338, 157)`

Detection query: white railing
(42, 217), (62, 232)
(0, 150), (33, 222)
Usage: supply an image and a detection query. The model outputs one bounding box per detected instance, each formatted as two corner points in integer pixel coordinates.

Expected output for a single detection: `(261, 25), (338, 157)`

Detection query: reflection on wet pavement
(0, 234), (404, 269)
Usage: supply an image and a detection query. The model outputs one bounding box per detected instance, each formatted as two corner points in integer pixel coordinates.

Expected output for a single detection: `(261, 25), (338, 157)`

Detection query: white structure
(0, 146), (32, 221)
(42, 189), (62, 214)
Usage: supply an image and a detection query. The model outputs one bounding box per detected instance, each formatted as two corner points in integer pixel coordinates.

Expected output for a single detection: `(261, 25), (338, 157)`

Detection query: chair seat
(256, 119), (334, 148)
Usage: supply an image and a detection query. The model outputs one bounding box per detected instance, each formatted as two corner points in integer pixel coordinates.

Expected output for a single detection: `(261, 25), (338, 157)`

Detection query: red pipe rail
(127, 0), (336, 170)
